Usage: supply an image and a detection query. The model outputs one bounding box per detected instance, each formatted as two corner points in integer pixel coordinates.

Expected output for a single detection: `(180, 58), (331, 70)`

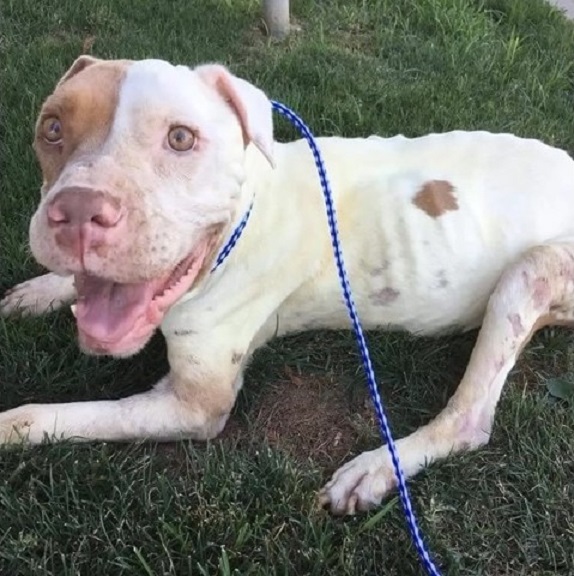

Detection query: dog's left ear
(195, 64), (274, 167)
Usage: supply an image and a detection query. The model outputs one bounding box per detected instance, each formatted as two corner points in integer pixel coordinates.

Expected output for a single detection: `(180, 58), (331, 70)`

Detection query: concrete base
(547, 0), (574, 18)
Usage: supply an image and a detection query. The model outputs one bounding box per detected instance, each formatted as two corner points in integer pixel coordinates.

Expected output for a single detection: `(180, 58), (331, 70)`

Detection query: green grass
(1, 0), (574, 573)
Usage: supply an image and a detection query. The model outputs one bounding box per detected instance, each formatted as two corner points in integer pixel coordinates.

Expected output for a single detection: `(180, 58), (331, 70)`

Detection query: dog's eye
(41, 116), (62, 144)
(168, 126), (196, 152)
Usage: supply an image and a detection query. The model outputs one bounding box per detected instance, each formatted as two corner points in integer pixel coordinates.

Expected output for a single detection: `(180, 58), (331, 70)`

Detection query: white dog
(2, 56), (574, 515)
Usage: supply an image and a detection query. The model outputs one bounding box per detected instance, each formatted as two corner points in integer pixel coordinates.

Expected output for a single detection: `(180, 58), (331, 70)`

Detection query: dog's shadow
(0, 306), (480, 469)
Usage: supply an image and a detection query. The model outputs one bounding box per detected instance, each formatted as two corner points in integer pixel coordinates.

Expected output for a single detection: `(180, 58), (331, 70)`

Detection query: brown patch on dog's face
(412, 180), (458, 218)
(34, 58), (130, 190)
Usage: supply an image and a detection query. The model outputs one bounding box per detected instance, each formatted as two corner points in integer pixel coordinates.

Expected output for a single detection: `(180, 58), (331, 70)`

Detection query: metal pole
(263, 0), (290, 39)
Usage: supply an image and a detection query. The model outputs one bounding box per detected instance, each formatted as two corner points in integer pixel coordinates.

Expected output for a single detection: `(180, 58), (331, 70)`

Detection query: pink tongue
(75, 275), (162, 342)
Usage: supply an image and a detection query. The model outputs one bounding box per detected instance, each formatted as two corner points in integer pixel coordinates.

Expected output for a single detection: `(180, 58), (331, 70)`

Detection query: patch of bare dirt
(223, 365), (378, 468)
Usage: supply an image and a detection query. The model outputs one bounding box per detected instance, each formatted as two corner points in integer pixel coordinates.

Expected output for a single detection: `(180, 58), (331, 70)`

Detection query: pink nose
(47, 187), (124, 256)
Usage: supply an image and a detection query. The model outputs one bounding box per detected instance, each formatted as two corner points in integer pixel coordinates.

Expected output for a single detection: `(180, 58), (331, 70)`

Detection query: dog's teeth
(70, 304), (77, 317)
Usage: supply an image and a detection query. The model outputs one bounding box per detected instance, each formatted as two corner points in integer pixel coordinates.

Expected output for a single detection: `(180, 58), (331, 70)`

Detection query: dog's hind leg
(1, 273), (75, 316)
(320, 241), (574, 514)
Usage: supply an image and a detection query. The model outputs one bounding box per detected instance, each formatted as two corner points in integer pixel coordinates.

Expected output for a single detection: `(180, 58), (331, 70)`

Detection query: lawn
(1, 0), (574, 574)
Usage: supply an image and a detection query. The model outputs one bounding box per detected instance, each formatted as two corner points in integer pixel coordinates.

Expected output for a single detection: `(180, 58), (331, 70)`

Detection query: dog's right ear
(56, 55), (102, 88)
(195, 64), (275, 167)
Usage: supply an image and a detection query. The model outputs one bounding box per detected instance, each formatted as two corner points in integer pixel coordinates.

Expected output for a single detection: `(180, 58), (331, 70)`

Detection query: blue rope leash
(211, 203), (253, 272)
(213, 101), (441, 575)
(271, 101), (441, 575)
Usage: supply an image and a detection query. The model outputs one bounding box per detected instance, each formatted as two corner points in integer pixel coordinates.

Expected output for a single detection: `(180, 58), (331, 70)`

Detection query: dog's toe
(2, 285), (30, 315)
(319, 449), (396, 515)
(1, 274), (75, 317)
(0, 406), (36, 445)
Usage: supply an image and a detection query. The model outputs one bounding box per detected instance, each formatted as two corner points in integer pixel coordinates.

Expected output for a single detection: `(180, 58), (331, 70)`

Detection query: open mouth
(72, 237), (213, 355)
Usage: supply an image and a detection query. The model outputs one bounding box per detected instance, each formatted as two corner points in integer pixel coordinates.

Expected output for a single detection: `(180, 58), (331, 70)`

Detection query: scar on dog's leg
(320, 242), (574, 514)
(0, 273), (76, 316)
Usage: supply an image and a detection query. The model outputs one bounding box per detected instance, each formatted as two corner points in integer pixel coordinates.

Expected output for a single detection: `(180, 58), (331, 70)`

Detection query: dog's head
(29, 56), (274, 357)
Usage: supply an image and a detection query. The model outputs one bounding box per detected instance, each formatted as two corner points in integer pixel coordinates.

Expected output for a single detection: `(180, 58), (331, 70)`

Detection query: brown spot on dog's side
(412, 180), (458, 218)
(508, 313), (524, 337)
(231, 351), (243, 365)
(34, 58), (131, 189)
(369, 287), (400, 306)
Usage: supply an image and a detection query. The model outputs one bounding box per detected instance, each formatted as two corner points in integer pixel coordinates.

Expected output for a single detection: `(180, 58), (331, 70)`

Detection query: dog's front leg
(1, 273), (76, 316)
(0, 361), (243, 444)
(320, 242), (574, 514)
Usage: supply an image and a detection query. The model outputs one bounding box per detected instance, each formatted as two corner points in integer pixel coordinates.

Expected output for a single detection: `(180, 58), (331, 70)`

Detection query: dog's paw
(1, 274), (75, 316)
(318, 448), (397, 515)
(0, 406), (36, 445)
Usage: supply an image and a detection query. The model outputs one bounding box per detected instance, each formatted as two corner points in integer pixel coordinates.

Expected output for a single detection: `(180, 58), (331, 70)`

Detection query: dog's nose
(48, 187), (123, 228)
(47, 187), (124, 257)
